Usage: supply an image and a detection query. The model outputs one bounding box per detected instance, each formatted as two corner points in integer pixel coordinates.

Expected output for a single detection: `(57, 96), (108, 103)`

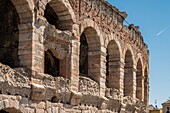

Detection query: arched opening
(136, 59), (143, 100)
(44, 0), (74, 30)
(144, 68), (149, 105)
(44, 49), (60, 77)
(44, 0), (74, 77)
(106, 40), (120, 89)
(0, 0), (20, 68)
(51, 96), (58, 103)
(79, 27), (101, 83)
(79, 32), (88, 75)
(124, 50), (134, 97)
(44, 3), (60, 29)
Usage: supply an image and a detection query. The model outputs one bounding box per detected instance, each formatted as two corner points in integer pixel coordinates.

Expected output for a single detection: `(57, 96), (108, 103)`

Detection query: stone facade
(0, 0), (149, 113)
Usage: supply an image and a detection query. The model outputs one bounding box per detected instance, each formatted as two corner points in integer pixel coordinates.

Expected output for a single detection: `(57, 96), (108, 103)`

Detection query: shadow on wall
(0, 0), (20, 68)
(44, 50), (60, 77)
(0, 108), (22, 113)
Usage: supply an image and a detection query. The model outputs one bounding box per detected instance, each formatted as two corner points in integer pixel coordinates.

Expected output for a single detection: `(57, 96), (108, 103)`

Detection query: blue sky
(107, 0), (170, 108)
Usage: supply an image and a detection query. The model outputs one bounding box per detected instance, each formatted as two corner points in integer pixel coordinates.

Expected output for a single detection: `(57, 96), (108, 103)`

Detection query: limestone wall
(0, 0), (149, 112)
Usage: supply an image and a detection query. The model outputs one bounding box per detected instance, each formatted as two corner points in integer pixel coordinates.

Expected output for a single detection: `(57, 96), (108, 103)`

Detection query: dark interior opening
(0, 0), (20, 68)
(79, 33), (88, 76)
(44, 3), (60, 29)
(0, 110), (9, 113)
(44, 50), (60, 77)
(51, 96), (58, 103)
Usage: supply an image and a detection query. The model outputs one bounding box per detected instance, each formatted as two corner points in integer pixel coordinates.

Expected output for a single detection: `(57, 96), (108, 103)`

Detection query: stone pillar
(32, 23), (45, 73)
(18, 24), (44, 74)
(144, 77), (149, 106)
(70, 39), (80, 92)
(18, 23), (33, 70)
(18, 18), (45, 74)
(132, 65), (137, 99)
(99, 46), (107, 97)
(24, 18), (46, 101)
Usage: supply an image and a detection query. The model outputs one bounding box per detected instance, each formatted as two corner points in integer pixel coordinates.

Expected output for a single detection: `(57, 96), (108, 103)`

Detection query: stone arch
(136, 58), (143, 100)
(105, 33), (123, 58)
(123, 44), (135, 62)
(44, 0), (76, 30)
(106, 39), (121, 90)
(43, 0), (76, 76)
(80, 19), (102, 43)
(124, 49), (134, 97)
(79, 26), (101, 83)
(144, 66), (149, 105)
(10, 0), (34, 23)
(135, 53), (144, 71)
(0, 0), (34, 69)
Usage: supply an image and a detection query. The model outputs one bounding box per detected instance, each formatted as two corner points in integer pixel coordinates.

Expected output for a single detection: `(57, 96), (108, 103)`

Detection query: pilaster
(99, 45), (107, 97)
(18, 23), (34, 70)
(70, 39), (80, 92)
(132, 65), (137, 99)
(32, 22), (45, 73)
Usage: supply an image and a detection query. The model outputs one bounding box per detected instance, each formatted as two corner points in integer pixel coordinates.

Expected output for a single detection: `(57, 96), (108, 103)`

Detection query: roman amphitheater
(0, 0), (149, 112)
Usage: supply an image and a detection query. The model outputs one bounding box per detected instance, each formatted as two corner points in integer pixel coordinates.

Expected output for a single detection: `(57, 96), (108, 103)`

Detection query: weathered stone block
(31, 83), (45, 101)
(0, 0), (149, 112)
(37, 101), (46, 109)
(36, 108), (45, 113)
(21, 97), (29, 106)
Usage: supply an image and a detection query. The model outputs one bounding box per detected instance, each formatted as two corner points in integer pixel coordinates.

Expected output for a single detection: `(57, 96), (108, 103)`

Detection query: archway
(136, 59), (143, 100)
(44, 0), (74, 30)
(79, 27), (101, 83)
(144, 67), (149, 105)
(44, 3), (60, 29)
(44, 0), (75, 77)
(0, 0), (20, 68)
(124, 50), (134, 97)
(106, 40), (121, 89)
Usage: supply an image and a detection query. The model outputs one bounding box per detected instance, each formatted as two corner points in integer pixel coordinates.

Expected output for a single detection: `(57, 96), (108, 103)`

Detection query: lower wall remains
(0, 63), (147, 113)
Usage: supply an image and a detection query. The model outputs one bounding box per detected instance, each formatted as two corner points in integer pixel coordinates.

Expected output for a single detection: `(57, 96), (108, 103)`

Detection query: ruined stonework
(0, 0), (149, 113)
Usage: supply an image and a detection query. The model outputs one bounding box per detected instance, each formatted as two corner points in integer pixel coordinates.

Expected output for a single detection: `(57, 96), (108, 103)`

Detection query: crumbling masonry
(0, 0), (149, 113)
